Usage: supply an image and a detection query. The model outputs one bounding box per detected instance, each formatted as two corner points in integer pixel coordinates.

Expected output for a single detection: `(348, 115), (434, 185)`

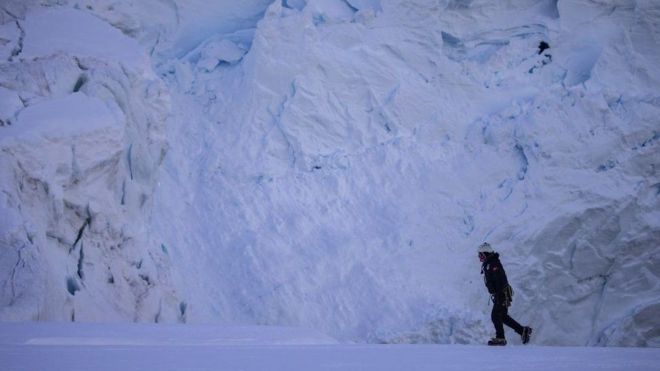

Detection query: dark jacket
(481, 253), (512, 305)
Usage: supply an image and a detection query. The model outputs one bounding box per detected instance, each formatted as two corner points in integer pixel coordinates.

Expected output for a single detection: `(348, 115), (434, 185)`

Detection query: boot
(487, 337), (507, 346)
(521, 327), (532, 344)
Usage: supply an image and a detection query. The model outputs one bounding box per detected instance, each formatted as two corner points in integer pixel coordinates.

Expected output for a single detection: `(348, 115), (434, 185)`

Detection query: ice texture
(0, 6), (175, 323)
(0, 0), (658, 347)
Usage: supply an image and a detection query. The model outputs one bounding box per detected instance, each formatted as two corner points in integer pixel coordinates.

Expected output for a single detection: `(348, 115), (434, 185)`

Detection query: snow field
(1, 323), (659, 371)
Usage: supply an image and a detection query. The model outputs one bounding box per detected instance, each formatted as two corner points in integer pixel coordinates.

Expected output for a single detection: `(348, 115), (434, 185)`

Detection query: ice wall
(151, 0), (660, 345)
(0, 6), (178, 322)
(1, 0), (658, 346)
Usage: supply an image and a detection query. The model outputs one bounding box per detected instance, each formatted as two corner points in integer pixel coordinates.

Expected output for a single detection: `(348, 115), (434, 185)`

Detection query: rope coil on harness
(491, 285), (514, 307)
(503, 285), (513, 307)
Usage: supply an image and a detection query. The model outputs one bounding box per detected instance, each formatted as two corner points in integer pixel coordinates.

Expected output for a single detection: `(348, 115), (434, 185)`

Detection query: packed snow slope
(1, 0), (659, 346)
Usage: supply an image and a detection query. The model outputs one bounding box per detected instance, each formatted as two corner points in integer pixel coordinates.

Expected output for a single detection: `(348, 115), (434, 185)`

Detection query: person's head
(477, 242), (494, 262)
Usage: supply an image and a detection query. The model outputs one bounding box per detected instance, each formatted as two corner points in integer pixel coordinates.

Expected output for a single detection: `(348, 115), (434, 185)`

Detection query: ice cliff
(0, 0), (658, 346)
(0, 5), (174, 322)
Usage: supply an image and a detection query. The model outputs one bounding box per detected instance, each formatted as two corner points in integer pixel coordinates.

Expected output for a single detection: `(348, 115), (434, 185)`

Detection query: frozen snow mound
(0, 6), (179, 323)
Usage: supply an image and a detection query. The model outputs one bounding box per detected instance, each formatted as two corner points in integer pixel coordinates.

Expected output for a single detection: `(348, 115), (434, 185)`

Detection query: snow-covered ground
(1, 0), (659, 348)
(1, 323), (659, 371)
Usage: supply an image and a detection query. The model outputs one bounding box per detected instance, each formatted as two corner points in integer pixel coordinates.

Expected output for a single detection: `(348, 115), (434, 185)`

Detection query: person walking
(478, 242), (532, 346)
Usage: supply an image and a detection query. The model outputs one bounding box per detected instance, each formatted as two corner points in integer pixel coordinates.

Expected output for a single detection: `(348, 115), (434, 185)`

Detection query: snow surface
(0, 0), (659, 349)
(20, 7), (148, 72)
(0, 323), (659, 371)
(0, 92), (121, 141)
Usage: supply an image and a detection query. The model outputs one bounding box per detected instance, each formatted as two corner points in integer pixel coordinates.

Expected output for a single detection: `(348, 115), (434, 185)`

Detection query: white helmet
(478, 242), (494, 253)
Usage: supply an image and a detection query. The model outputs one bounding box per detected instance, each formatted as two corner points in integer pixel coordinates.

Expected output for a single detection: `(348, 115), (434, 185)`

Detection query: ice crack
(8, 20), (24, 62)
(127, 143), (134, 180)
(514, 143), (528, 180)
(7, 243), (27, 305)
(71, 206), (92, 253)
(267, 82), (298, 167)
(77, 242), (85, 280)
(341, 0), (359, 14)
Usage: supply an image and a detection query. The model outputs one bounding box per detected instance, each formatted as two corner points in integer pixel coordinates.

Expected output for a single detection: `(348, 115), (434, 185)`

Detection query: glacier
(0, 0), (658, 347)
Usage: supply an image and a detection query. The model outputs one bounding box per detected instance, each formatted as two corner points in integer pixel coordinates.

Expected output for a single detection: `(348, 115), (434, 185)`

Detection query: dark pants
(491, 301), (524, 339)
